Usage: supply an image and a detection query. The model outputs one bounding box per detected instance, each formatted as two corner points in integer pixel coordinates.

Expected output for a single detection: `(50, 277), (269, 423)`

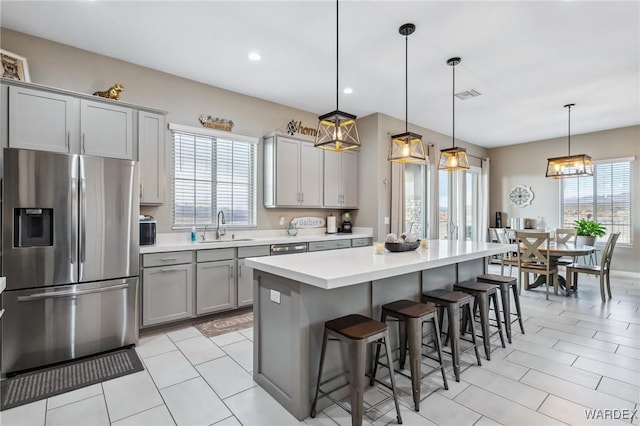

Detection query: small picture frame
(1, 49), (30, 82)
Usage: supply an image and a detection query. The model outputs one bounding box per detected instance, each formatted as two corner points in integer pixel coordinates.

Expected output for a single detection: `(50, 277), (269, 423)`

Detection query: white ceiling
(2, 1), (639, 148)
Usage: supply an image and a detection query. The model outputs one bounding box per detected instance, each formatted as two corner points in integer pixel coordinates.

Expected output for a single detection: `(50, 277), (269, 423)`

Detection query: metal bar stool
(370, 300), (448, 411)
(477, 274), (525, 343)
(421, 289), (482, 382)
(310, 314), (403, 426)
(453, 281), (506, 360)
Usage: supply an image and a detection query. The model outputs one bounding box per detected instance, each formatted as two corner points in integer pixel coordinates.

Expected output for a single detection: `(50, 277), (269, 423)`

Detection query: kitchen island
(244, 240), (513, 420)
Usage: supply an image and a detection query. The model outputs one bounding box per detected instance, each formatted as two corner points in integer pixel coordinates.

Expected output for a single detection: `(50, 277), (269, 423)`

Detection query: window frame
(559, 157), (634, 246)
(170, 123), (258, 230)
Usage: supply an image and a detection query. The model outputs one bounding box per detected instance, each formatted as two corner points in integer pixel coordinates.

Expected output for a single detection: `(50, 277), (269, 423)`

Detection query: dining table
(524, 241), (596, 293)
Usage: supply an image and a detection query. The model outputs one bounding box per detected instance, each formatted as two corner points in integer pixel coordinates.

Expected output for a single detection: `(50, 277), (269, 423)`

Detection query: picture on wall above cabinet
(1, 49), (30, 82)
(508, 185), (534, 207)
(93, 83), (125, 101)
(199, 114), (234, 131)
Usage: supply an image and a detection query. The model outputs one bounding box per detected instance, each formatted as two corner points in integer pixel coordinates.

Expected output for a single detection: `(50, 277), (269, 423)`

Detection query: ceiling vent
(454, 89), (481, 100)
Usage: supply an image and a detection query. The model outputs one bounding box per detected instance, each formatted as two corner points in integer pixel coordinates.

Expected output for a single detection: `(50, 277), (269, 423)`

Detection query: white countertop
(0, 277), (5, 293)
(244, 240), (515, 289)
(140, 228), (372, 254)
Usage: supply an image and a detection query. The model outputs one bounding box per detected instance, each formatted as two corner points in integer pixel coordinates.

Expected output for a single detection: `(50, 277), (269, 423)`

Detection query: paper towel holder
(327, 214), (338, 234)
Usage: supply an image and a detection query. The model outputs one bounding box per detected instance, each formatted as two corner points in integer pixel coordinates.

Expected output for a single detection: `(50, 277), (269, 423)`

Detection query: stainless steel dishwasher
(270, 242), (308, 255)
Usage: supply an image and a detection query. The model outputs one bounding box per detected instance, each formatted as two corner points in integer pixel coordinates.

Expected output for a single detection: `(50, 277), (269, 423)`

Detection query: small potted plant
(574, 218), (606, 246)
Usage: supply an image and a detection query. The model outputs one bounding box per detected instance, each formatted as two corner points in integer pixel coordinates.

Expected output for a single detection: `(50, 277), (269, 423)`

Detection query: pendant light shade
(545, 104), (593, 178)
(438, 57), (470, 172)
(388, 23), (426, 163)
(314, 0), (360, 152)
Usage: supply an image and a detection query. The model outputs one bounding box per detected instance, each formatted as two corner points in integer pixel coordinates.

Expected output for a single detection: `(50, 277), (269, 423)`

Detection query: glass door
(439, 166), (482, 241)
(404, 163), (428, 238)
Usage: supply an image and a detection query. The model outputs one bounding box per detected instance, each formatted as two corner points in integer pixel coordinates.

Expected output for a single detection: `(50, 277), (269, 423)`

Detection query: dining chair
(515, 231), (558, 300)
(566, 232), (620, 302)
(495, 228), (518, 276)
(555, 228), (577, 266)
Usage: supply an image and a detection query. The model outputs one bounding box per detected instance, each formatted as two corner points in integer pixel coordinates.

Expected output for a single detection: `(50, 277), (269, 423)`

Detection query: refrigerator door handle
(17, 283), (129, 302)
(79, 171), (87, 281)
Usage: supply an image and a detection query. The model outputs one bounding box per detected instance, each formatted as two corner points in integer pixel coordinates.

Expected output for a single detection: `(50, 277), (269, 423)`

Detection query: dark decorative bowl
(385, 240), (420, 252)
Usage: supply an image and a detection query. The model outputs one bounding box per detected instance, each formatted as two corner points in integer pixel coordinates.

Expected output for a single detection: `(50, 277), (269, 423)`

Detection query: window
(560, 158), (633, 244)
(172, 127), (257, 228)
(404, 163), (427, 237)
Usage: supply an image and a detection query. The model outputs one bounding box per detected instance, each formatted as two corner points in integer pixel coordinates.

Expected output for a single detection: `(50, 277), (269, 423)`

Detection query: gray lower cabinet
(142, 263), (194, 326)
(308, 239), (351, 252)
(196, 260), (236, 315)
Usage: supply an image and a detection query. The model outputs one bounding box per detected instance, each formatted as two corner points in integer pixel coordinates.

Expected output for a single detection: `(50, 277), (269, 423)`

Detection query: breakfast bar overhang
(244, 240), (514, 420)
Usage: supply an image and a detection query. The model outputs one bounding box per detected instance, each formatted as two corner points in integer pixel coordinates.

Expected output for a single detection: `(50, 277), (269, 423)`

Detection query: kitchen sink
(198, 238), (255, 243)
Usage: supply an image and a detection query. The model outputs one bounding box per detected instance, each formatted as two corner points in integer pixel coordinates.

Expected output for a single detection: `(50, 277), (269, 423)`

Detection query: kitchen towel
(327, 215), (337, 234)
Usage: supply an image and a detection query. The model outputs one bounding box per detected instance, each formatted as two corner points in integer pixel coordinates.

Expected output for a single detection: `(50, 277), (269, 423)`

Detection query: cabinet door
(237, 259), (254, 307)
(299, 141), (323, 207)
(139, 111), (166, 204)
(275, 137), (301, 206)
(196, 260), (236, 315)
(80, 100), (134, 159)
(341, 150), (359, 208)
(142, 264), (194, 326)
(8, 86), (79, 153)
(323, 150), (342, 207)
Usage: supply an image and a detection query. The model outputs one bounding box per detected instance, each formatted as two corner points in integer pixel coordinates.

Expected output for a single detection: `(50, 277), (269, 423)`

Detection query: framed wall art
(1, 49), (30, 82)
(508, 185), (534, 207)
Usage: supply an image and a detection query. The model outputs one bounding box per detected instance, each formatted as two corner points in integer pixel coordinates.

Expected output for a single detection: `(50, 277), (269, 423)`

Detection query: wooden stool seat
(422, 289), (481, 382)
(453, 281), (506, 360)
(325, 314), (388, 340)
(382, 299), (438, 318)
(422, 289), (472, 304)
(372, 300), (448, 411)
(477, 274), (515, 284)
(477, 274), (525, 344)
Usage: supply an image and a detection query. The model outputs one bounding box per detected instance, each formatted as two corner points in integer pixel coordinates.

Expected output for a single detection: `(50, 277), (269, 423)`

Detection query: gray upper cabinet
(8, 85), (80, 153)
(323, 150), (358, 208)
(263, 133), (323, 208)
(138, 111), (166, 204)
(80, 100), (134, 160)
(3, 80), (166, 162)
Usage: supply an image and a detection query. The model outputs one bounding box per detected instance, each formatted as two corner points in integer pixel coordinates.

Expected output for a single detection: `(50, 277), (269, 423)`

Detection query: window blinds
(173, 130), (257, 227)
(560, 159), (632, 244)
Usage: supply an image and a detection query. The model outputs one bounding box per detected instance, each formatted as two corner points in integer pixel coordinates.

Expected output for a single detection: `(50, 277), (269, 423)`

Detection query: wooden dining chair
(495, 228), (518, 276)
(516, 231), (558, 300)
(566, 232), (620, 302)
(555, 228), (577, 266)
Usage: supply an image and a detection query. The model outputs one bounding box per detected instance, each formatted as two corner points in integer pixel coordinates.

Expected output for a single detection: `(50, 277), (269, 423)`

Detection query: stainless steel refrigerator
(1, 148), (139, 375)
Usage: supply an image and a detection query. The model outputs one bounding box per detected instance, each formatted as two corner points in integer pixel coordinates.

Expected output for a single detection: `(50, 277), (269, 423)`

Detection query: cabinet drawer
(197, 248), (235, 262)
(308, 240), (351, 252)
(237, 245), (271, 258)
(351, 238), (372, 247)
(143, 251), (193, 267)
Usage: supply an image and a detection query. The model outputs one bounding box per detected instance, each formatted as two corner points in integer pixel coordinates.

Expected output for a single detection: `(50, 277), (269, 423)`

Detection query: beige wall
(489, 126), (640, 272)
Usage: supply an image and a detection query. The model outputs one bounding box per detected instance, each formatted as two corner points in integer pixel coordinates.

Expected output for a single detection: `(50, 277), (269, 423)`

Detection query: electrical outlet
(279, 216), (285, 226)
(384, 217), (390, 225)
(270, 289), (281, 304)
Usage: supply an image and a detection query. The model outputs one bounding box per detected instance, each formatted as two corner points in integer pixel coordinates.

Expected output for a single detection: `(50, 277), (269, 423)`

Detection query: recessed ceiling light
(248, 52), (261, 61)
(343, 87), (353, 94)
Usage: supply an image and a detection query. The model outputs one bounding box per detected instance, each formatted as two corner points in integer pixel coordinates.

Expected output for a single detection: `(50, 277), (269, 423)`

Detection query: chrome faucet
(201, 224), (209, 241)
(216, 210), (226, 240)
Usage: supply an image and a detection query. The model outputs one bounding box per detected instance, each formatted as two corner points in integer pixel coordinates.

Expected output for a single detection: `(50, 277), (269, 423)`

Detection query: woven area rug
(195, 309), (253, 338)
(0, 346), (143, 411)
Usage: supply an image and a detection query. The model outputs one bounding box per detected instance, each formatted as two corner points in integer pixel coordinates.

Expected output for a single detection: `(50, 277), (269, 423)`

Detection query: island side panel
(253, 270), (370, 421)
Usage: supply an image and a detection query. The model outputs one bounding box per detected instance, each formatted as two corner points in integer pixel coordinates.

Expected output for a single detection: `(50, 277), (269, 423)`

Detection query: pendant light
(545, 103), (593, 178)
(314, 0), (360, 151)
(438, 57), (470, 171)
(388, 23), (427, 163)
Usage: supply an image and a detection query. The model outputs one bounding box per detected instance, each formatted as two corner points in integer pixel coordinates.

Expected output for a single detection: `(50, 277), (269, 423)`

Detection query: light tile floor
(1, 267), (639, 426)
